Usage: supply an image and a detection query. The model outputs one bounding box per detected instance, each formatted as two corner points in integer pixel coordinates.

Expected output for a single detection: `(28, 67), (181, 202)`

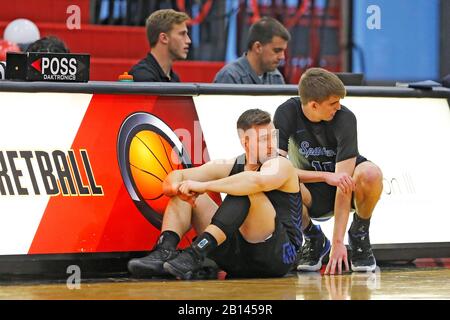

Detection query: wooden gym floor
(0, 259), (449, 300)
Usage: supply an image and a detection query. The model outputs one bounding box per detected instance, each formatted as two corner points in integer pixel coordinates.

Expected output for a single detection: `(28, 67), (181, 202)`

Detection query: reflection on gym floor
(0, 261), (449, 300)
(296, 268), (381, 300)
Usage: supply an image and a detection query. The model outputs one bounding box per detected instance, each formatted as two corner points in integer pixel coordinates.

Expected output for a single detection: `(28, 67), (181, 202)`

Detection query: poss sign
(6, 52), (90, 82)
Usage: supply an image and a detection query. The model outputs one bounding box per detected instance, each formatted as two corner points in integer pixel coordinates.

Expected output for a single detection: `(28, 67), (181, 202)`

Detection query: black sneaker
(163, 247), (204, 280)
(297, 226), (331, 272)
(348, 217), (376, 272)
(127, 245), (179, 277)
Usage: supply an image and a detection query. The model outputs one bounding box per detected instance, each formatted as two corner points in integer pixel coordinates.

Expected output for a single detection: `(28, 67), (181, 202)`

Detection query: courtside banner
(193, 95), (450, 245)
(0, 92), (215, 255)
(1, 92), (449, 256)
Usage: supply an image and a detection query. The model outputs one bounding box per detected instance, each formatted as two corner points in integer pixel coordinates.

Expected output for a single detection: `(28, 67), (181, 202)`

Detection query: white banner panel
(194, 95), (450, 245)
(0, 92), (92, 254)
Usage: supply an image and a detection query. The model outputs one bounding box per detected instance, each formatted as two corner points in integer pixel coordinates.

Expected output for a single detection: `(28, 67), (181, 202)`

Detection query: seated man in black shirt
(129, 9), (191, 82)
(128, 109), (302, 279)
(274, 68), (383, 274)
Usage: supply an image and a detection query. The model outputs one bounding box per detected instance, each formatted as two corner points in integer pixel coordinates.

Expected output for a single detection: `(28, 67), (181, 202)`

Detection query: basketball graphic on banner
(129, 130), (183, 214)
(117, 112), (191, 229)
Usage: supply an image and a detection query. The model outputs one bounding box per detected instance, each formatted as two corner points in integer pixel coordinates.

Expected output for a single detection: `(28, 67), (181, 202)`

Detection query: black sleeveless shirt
(229, 154), (303, 251)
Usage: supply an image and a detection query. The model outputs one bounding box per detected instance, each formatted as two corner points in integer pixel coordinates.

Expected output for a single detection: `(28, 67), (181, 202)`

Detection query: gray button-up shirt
(214, 54), (285, 84)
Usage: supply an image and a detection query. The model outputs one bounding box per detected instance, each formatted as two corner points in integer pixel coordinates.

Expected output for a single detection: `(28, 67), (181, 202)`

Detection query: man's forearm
(332, 190), (352, 244)
(165, 170), (183, 184)
(296, 168), (330, 183)
(204, 171), (264, 196)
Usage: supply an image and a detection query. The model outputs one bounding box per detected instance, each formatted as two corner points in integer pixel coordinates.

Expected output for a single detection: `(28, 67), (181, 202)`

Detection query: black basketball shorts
(305, 156), (368, 220)
(208, 216), (297, 278)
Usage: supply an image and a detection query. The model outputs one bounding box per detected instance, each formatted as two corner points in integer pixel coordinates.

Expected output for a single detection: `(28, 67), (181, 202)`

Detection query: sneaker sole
(297, 240), (331, 272)
(163, 261), (194, 280)
(351, 261), (377, 272)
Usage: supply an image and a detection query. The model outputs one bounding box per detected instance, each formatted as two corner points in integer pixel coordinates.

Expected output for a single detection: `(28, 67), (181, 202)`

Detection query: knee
(211, 195), (250, 238)
(220, 195), (251, 212)
(168, 194), (197, 211)
(356, 165), (383, 191)
(168, 195), (186, 206)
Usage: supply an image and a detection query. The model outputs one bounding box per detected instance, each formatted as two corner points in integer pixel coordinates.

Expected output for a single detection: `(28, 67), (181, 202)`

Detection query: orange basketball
(129, 130), (183, 214)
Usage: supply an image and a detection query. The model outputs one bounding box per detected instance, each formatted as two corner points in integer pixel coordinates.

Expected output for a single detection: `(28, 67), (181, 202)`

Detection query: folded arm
(179, 157), (294, 196)
(162, 159), (235, 197)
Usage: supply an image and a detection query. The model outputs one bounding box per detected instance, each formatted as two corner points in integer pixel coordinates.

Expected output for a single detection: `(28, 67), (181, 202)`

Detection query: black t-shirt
(129, 53), (180, 82)
(274, 97), (360, 173)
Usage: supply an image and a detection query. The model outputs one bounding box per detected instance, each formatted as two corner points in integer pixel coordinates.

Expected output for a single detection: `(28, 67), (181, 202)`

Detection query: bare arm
(162, 159), (235, 196)
(296, 168), (331, 183)
(278, 149), (353, 185)
(325, 157), (356, 275)
(331, 157), (356, 244)
(179, 157), (294, 196)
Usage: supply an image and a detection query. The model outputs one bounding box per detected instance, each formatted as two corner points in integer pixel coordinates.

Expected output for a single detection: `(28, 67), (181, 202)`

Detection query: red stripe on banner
(28, 94), (208, 254)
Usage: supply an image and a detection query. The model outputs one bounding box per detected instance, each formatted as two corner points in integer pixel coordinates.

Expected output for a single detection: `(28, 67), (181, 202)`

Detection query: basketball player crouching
(274, 68), (383, 274)
(128, 109), (303, 279)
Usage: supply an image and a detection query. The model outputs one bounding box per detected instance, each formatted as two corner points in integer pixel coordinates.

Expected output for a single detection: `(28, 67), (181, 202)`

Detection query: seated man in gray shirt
(214, 17), (290, 84)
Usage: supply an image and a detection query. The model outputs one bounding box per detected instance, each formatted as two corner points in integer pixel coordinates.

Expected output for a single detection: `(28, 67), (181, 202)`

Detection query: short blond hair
(299, 68), (346, 105)
(146, 9), (190, 47)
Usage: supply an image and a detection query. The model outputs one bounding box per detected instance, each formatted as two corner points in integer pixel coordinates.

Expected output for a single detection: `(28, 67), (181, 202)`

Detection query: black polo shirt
(129, 53), (180, 82)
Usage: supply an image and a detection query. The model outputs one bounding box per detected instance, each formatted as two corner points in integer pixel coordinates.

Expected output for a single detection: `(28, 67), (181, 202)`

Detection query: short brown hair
(247, 17), (291, 50)
(299, 68), (346, 105)
(146, 9), (190, 48)
(237, 109), (271, 131)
